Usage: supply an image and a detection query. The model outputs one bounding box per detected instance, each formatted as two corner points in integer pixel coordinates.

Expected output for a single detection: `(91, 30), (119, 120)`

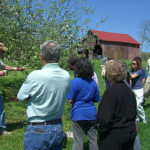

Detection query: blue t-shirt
(142, 68), (147, 78)
(129, 68), (147, 79)
(130, 69), (143, 89)
(67, 77), (100, 121)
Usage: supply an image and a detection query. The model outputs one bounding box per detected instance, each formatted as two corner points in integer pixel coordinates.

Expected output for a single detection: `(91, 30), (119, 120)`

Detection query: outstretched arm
(5, 65), (25, 71)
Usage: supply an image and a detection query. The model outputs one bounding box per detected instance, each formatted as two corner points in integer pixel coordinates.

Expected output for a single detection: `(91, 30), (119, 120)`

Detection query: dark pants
(133, 135), (141, 150)
(0, 94), (6, 133)
(72, 120), (98, 150)
(99, 132), (136, 150)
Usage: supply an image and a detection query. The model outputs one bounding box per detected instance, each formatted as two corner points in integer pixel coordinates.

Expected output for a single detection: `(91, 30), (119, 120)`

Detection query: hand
(18, 67), (26, 71)
(68, 99), (73, 104)
(3, 70), (8, 76)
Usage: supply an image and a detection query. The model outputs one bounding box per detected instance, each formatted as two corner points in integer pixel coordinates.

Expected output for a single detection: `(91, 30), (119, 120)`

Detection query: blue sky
(86, 0), (150, 52)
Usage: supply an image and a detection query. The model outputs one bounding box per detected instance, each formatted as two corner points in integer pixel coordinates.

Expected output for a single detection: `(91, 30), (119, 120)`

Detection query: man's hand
(18, 67), (26, 71)
(5, 65), (26, 71)
(68, 99), (73, 104)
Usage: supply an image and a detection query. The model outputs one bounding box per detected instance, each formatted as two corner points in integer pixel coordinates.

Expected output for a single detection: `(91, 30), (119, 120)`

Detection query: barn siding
(82, 32), (140, 60)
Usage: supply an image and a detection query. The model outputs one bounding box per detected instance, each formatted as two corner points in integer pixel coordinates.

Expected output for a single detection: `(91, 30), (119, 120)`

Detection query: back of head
(106, 60), (127, 84)
(67, 55), (78, 70)
(40, 40), (60, 63)
(76, 57), (93, 78)
(133, 56), (142, 62)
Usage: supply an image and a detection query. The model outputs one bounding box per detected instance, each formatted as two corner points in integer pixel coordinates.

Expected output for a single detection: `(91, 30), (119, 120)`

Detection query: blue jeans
(133, 135), (141, 150)
(24, 122), (66, 150)
(0, 94), (6, 133)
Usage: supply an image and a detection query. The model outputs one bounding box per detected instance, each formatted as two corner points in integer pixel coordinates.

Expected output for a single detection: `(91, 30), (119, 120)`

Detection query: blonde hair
(106, 60), (127, 84)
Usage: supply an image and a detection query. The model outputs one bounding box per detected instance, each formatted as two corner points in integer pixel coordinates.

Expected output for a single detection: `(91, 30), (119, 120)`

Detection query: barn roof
(90, 30), (141, 45)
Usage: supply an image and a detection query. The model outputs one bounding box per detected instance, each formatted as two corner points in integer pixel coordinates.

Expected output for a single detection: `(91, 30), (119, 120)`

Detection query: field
(0, 59), (150, 150)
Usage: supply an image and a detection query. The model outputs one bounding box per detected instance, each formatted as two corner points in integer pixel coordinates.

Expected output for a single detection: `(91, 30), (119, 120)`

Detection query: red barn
(82, 30), (141, 60)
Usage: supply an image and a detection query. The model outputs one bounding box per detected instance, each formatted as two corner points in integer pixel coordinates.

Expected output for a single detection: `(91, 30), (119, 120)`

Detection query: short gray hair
(106, 60), (127, 84)
(40, 40), (61, 63)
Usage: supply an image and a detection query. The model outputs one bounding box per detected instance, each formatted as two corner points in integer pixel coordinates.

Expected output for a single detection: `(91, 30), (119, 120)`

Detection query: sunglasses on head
(132, 63), (137, 65)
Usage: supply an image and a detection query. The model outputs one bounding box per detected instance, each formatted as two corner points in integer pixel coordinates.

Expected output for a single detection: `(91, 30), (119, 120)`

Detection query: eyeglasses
(132, 63), (137, 65)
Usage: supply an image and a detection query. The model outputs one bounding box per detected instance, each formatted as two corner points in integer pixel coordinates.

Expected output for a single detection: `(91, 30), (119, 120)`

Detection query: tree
(0, 0), (97, 69)
(140, 20), (150, 54)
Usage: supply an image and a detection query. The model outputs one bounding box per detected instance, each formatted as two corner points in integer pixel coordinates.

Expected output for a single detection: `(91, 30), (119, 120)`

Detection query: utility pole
(140, 27), (146, 57)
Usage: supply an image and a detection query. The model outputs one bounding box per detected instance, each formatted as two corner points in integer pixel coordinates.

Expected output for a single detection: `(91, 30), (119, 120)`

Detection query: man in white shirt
(17, 40), (70, 150)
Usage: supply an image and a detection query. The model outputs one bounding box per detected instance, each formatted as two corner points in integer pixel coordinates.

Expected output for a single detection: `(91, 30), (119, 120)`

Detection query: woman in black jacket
(96, 60), (137, 150)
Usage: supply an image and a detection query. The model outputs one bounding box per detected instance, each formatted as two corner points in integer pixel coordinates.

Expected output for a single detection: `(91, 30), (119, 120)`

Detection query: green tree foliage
(0, 0), (95, 69)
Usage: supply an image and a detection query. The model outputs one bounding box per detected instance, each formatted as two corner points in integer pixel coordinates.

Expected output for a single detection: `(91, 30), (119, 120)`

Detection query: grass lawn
(0, 59), (150, 150)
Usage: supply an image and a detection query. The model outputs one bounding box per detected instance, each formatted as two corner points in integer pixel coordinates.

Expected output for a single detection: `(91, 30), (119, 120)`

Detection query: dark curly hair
(76, 57), (94, 78)
(67, 55), (78, 70)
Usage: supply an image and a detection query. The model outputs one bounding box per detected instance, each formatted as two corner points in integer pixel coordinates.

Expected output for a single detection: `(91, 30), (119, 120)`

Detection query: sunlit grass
(0, 59), (150, 150)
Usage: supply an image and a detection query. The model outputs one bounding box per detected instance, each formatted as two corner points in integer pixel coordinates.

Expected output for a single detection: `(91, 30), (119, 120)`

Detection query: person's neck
(133, 68), (138, 71)
(43, 61), (58, 66)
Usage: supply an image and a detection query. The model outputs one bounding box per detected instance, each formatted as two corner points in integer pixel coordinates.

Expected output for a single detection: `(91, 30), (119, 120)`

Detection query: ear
(58, 56), (60, 62)
(0, 50), (4, 58)
(40, 53), (44, 64)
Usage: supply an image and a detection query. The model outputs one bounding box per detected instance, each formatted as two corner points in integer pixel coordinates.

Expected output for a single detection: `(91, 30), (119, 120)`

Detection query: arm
(130, 73), (138, 79)
(142, 78), (146, 85)
(101, 65), (106, 78)
(0, 70), (6, 76)
(96, 90), (115, 133)
(67, 80), (76, 104)
(17, 74), (32, 102)
(142, 69), (147, 85)
(93, 72), (99, 87)
(93, 83), (101, 102)
(5, 65), (25, 71)
(130, 70), (143, 84)
(146, 59), (150, 71)
(146, 64), (149, 71)
(130, 79), (132, 86)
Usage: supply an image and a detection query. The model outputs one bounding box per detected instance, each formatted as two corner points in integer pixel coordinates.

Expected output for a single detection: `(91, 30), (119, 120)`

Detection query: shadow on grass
(63, 136), (68, 149)
(62, 137), (89, 149)
(84, 142), (89, 149)
(6, 121), (27, 132)
(144, 104), (150, 109)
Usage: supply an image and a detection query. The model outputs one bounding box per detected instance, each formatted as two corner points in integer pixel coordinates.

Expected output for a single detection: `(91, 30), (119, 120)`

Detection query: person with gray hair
(17, 40), (70, 150)
(40, 40), (61, 62)
(96, 60), (137, 150)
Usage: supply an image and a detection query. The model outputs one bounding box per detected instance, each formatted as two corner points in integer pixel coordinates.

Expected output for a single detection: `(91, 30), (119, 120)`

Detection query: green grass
(0, 59), (150, 150)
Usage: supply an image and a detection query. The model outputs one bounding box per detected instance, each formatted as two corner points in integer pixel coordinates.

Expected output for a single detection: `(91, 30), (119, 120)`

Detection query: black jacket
(96, 81), (136, 135)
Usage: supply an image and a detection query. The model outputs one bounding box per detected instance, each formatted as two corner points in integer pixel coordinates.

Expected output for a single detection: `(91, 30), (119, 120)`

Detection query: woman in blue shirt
(67, 57), (100, 150)
(130, 58), (147, 123)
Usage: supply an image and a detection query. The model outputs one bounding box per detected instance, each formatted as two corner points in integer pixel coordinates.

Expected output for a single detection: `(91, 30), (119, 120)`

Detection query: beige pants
(144, 82), (150, 101)
(133, 88), (146, 121)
